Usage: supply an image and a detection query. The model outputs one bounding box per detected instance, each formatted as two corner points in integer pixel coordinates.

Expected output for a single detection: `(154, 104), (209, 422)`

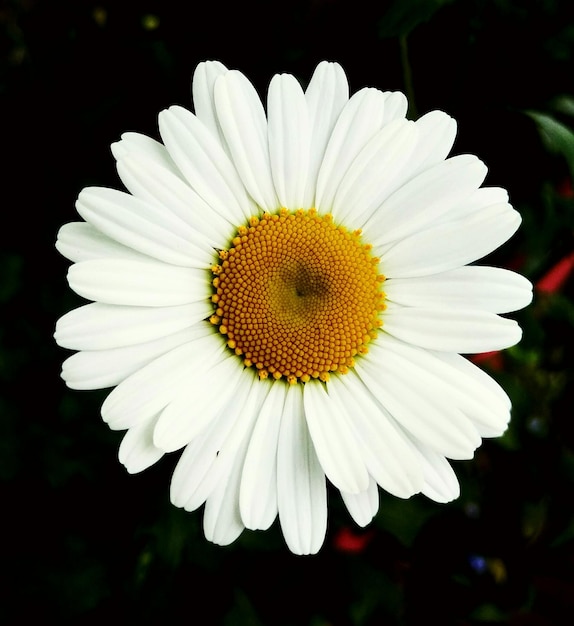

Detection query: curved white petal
(61, 326), (202, 390)
(332, 119), (418, 226)
(67, 258), (210, 307)
(315, 87), (388, 212)
(380, 203), (522, 278)
(340, 477), (379, 527)
(303, 381), (369, 494)
(239, 381), (285, 530)
(153, 353), (245, 453)
(101, 331), (224, 431)
(327, 372), (423, 498)
(171, 429), (221, 511)
(170, 419), (228, 511)
(385, 266), (533, 314)
(111, 131), (182, 178)
(355, 352), (481, 461)
(429, 351), (511, 436)
(365, 155), (488, 247)
(382, 303), (522, 353)
(203, 447), (246, 547)
(118, 414), (164, 474)
(170, 369), (266, 512)
(56, 222), (150, 263)
(277, 384), (327, 555)
(54, 302), (211, 351)
(116, 152), (234, 249)
(372, 334), (511, 437)
(267, 73), (310, 209)
(303, 61), (349, 208)
(214, 70), (279, 211)
(350, 110), (455, 231)
(439, 351), (511, 406)
(76, 187), (207, 268)
(381, 91), (408, 124)
(192, 60), (229, 140)
(416, 446), (460, 503)
(444, 185), (510, 221)
(158, 105), (255, 222)
(408, 110), (457, 178)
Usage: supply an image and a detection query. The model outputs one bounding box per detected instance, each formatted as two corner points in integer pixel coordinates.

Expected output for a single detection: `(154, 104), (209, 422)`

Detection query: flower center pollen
(209, 209), (386, 384)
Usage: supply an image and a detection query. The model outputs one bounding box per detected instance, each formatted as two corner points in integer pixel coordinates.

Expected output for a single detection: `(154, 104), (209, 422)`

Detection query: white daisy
(55, 60), (532, 555)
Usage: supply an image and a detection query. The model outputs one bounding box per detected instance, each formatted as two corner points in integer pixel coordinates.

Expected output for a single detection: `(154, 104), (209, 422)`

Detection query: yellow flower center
(209, 208), (386, 384)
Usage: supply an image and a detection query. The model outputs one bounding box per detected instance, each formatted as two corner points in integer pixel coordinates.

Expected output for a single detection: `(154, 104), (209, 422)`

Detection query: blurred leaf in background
(526, 108), (574, 181)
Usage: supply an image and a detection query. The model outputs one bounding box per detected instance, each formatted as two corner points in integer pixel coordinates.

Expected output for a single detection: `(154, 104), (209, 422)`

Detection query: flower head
(55, 61), (532, 555)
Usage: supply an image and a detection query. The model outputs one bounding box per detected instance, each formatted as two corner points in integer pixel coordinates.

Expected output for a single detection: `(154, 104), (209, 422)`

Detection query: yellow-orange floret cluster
(210, 208), (386, 384)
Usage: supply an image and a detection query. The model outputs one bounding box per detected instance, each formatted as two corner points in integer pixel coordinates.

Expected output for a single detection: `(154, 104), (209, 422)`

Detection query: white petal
(153, 353), (245, 453)
(203, 446), (246, 547)
(445, 185), (510, 221)
(421, 449), (460, 502)
(67, 258), (210, 306)
(267, 73), (310, 209)
(111, 132), (181, 177)
(315, 87), (388, 212)
(332, 119), (418, 226)
(351, 110), (455, 229)
(327, 372), (423, 498)
(439, 351), (511, 407)
(340, 477), (379, 527)
(385, 266), (533, 314)
(192, 60), (229, 140)
(116, 152), (233, 249)
(171, 434), (215, 510)
(381, 91), (408, 124)
(61, 326), (202, 390)
(239, 381), (285, 530)
(383, 303), (523, 353)
(55, 302), (211, 351)
(429, 351), (511, 436)
(158, 105), (255, 222)
(118, 414), (164, 474)
(101, 331), (224, 431)
(355, 352), (481, 460)
(408, 110), (457, 178)
(372, 334), (511, 437)
(56, 222), (149, 263)
(416, 446), (460, 503)
(303, 382), (369, 494)
(76, 187), (207, 268)
(214, 70), (279, 210)
(277, 384), (327, 555)
(380, 203), (522, 278)
(170, 413), (234, 511)
(365, 155), (488, 247)
(303, 61), (349, 208)
(170, 369), (266, 511)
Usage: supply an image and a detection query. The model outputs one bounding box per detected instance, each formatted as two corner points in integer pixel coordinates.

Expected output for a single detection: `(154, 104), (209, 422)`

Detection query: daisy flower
(55, 60), (532, 555)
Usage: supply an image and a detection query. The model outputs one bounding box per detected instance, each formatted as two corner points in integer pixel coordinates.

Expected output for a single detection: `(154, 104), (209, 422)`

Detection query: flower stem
(399, 34), (418, 120)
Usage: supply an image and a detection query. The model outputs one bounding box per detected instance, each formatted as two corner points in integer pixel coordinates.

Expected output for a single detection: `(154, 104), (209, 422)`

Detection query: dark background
(2, 0), (574, 624)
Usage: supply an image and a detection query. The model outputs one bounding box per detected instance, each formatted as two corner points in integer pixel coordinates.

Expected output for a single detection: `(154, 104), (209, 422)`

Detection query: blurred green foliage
(526, 108), (574, 180)
(2, 0), (574, 624)
(377, 0), (456, 38)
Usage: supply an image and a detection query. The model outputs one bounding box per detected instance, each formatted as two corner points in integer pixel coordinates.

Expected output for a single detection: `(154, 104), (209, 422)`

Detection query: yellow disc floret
(210, 208), (386, 384)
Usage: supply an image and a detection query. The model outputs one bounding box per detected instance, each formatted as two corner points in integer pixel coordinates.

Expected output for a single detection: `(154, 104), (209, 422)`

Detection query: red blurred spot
(470, 350), (504, 371)
(557, 177), (574, 199)
(536, 252), (574, 294)
(333, 527), (374, 553)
